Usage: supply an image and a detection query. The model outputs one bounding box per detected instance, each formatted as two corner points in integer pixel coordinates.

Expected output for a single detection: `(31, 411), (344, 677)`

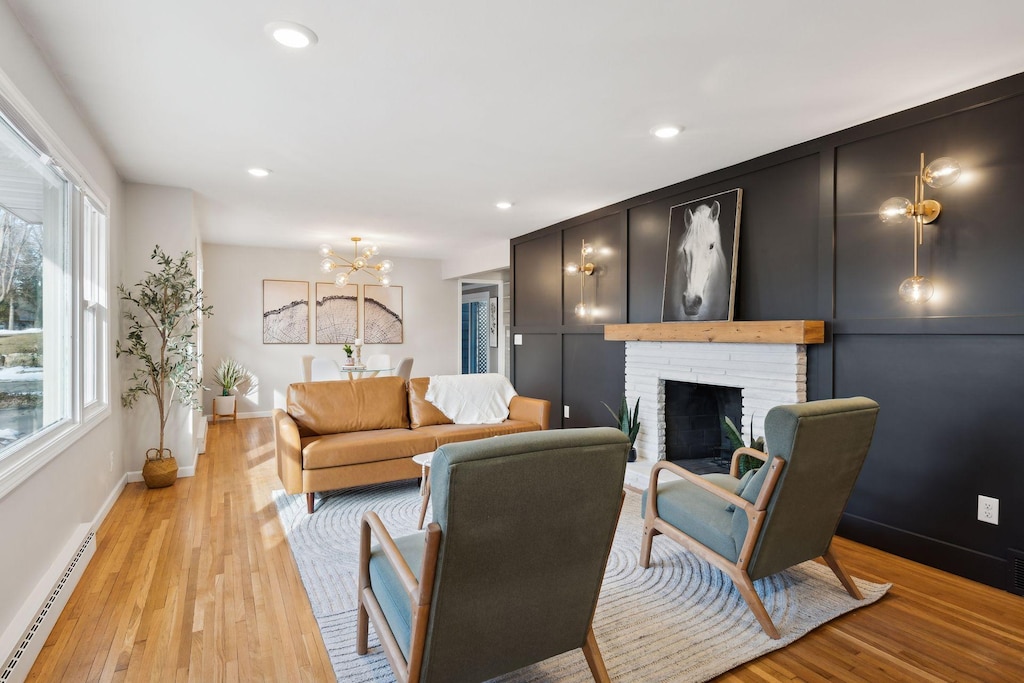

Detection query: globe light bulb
(574, 302), (587, 317)
(367, 244), (380, 256)
(899, 275), (934, 303)
(335, 272), (348, 287)
(378, 259), (394, 273)
(566, 262), (580, 275)
(320, 258), (334, 273)
(923, 157), (961, 189)
(353, 256), (367, 269)
(879, 197), (913, 224)
(380, 276), (391, 287)
(318, 243), (332, 257)
(582, 243), (595, 257)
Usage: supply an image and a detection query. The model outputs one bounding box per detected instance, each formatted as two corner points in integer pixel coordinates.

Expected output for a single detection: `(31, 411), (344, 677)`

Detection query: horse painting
(662, 190), (741, 322)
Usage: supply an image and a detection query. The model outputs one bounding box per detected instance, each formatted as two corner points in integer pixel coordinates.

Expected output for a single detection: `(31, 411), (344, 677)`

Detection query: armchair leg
(639, 522), (658, 569)
(306, 492), (315, 514)
(581, 626), (611, 683)
(356, 599), (369, 655)
(733, 571), (781, 639)
(822, 544), (864, 600)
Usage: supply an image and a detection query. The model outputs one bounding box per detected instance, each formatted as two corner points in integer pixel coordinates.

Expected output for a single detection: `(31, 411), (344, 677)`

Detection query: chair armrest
(647, 460), (752, 514)
(273, 409), (303, 494)
(729, 447), (769, 478)
(509, 396), (551, 430)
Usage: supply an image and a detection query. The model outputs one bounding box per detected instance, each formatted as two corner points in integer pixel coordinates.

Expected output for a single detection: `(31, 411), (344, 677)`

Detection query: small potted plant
(343, 343), (355, 366)
(603, 395), (640, 462)
(722, 415), (765, 477)
(212, 357), (250, 417)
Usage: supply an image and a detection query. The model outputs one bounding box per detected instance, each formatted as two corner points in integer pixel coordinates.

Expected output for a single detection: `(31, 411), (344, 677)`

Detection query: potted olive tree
(212, 357), (251, 417)
(117, 247), (212, 488)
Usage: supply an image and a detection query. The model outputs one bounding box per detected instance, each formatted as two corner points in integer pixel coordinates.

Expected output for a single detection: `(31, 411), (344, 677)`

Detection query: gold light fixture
(318, 237), (394, 287)
(878, 152), (960, 303)
(565, 239), (595, 317)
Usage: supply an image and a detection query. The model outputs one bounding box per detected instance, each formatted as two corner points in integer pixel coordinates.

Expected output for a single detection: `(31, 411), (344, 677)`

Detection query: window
(0, 99), (109, 496)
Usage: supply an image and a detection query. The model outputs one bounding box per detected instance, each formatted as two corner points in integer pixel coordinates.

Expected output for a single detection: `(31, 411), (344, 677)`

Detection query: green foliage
(602, 395), (640, 447)
(343, 343), (353, 357)
(212, 357), (250, 396)
(115, 247), (213, 456)
(722, 415), (766, 477)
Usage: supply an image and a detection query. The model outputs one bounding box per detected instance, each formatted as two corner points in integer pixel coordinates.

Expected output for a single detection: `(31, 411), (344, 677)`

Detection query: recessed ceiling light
(248, 167), (271, 177)
(651, 125), (683, 139)
(266, 21), (319, 49)
(496, 201), (513, 210)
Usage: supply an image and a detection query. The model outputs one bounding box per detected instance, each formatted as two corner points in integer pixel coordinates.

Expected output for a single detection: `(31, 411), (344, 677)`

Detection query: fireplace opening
(664, 381), (741, 465)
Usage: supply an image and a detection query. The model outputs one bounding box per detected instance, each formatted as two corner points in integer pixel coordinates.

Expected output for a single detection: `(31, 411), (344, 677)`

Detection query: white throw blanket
(424, 373), (518, 424)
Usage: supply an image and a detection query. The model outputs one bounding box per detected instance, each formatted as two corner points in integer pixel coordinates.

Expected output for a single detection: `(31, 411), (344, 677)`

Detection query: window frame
(0, 76), (112, 501)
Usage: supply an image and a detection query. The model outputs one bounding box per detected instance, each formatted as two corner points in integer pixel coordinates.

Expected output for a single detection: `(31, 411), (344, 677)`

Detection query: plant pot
(214, 395), (236, 415)
(628, 447), (637, 463)
(142, 448), (177, 488)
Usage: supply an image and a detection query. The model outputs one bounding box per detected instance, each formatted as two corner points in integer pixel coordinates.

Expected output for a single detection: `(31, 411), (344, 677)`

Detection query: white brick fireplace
(604, 321), (823, 490)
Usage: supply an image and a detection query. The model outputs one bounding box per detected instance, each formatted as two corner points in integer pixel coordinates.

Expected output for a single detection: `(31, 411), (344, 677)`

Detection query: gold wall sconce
(878, 152), (960, 303)
(565, 239), (595, 317)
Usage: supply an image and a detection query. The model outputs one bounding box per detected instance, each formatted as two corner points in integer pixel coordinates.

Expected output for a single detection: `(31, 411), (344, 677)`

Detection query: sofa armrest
(273, 409), (304, 494)
(509, 396), (551, 430)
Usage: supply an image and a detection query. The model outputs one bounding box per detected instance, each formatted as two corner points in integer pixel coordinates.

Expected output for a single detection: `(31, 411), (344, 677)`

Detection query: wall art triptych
(262, 279), (403, 344)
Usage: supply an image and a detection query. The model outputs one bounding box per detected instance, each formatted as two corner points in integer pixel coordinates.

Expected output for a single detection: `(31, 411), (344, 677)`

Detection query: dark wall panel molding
(509, 71), (1024, 591)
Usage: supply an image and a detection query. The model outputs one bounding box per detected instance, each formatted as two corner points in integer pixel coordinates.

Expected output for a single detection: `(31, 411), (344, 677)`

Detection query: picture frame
(263, 279), (309, 344)
(363, 285), (403, 344)
(315, 282), (358, 344)
(662, 188), (742, 322)
(488, 296), (498, 348)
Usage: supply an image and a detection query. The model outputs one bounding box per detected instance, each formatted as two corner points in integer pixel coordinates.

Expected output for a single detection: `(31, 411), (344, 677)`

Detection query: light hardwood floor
(29, 418), (1024, 682)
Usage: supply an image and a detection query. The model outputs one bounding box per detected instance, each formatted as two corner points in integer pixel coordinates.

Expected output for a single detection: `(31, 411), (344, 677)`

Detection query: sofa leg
(306, 492), (315, 514)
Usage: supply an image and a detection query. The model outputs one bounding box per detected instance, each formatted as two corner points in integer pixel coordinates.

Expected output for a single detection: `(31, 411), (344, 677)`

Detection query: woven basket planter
(142, 448), (178, 489)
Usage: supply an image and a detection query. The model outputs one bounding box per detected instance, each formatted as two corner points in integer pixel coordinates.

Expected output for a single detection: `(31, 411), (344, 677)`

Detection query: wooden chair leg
(416, 475), (431, 530)
(732, 571), (781, 639)
(822, 544), (864, 600)
(356, 600), (369, 655)
(306, 492), (315, 514)
(581, 626), (611, 683)
(639, 522), (657, 569)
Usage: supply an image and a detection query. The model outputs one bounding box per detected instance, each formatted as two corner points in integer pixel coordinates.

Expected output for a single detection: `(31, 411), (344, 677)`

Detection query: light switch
(564, 405), (570, 419)
(513, 334), (523, 345)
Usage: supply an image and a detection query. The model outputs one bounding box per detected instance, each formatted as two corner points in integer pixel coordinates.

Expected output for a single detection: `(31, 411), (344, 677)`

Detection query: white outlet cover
(563, 405), (570, 419)
(978, 494), (999, 525)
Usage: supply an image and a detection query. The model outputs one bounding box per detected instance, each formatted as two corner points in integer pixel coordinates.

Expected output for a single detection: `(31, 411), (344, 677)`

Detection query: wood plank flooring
(29, 418), (1024, 681)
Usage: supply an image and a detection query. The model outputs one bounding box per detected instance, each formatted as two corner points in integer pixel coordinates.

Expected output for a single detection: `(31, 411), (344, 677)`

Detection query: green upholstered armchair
(357, 427), (631, 683)
(640, 397), (880, 639)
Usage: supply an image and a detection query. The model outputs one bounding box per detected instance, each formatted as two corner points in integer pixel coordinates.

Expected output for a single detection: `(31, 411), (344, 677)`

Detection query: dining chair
(310, 357), (343, 381)
(395, 357), (414, 381)
(365, 353), (392, 373)
(301, 354), (314, 382)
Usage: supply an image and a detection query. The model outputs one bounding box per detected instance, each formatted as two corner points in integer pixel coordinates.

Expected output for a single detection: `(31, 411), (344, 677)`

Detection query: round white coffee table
(412, 452), (433, 529)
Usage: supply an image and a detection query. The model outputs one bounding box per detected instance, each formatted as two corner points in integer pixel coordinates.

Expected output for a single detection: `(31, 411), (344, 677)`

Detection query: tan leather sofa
(273, 376), (551, 512)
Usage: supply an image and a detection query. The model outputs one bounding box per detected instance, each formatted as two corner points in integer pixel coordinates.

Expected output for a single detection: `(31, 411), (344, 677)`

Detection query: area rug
(273, 482), (890, 682)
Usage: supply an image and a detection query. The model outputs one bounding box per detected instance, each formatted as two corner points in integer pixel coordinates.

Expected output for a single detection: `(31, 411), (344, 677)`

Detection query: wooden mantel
(603, 320), (824, 344)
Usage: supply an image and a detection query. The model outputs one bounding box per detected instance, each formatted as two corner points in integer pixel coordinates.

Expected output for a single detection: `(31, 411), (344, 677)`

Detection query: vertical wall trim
(817, 148), (837, 399)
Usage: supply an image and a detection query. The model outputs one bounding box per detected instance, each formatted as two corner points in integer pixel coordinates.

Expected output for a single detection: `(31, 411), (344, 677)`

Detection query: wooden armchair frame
(357, 502), (619, 683)
(639, 447), (863, 639)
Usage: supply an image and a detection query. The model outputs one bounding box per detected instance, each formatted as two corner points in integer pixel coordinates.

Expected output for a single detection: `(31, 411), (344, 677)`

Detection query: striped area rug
(273, 482), (889, 682)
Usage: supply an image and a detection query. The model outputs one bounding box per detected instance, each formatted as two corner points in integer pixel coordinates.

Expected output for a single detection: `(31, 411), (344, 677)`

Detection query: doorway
(459, 279), (503, 375)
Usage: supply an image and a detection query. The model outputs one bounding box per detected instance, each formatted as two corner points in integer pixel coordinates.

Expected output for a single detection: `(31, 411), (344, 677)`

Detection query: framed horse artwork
(662, 188), (742, 322)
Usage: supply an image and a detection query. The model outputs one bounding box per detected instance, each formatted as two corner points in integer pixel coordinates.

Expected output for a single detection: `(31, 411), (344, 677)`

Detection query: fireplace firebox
(664, 380), (741, 462)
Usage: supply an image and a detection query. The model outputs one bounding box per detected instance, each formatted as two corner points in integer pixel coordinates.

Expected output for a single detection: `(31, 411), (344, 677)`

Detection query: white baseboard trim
(206, 410), (273, 422)
(126, 463), (195, 484)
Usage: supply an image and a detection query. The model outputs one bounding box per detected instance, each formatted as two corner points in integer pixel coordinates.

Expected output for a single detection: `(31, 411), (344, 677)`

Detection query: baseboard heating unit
(1, 531), (96, 683)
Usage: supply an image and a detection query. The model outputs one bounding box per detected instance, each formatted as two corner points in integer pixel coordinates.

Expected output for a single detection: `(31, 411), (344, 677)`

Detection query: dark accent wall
(510, 72), (1024, 592)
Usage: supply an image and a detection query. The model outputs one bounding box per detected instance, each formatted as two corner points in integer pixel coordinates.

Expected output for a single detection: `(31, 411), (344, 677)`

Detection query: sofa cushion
(287, 376), (409, 436)
(413, 420), (540, 446)
(301, 429), (436, 469)
(407, 377), (452, 429)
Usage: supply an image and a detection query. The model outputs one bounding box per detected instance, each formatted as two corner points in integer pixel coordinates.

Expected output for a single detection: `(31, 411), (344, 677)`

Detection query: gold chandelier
(318, 237), (394, 287)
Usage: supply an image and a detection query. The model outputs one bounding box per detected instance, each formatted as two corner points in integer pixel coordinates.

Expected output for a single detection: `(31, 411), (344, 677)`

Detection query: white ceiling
(7, 1), (1024, 260)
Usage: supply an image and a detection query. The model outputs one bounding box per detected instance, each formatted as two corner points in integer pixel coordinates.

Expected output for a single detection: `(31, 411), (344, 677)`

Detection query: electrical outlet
(978, 495), (999, 525)
(563, 405), (570, 419)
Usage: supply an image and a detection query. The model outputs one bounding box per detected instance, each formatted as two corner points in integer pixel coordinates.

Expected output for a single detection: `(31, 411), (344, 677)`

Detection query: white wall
(0, 1), (125, 658)
(122, 183), (202, 474)
(201, 244), (458, 416)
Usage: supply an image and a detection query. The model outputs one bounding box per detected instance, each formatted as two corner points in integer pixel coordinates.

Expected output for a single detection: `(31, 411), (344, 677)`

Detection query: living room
(2, 2), (1024, 681)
